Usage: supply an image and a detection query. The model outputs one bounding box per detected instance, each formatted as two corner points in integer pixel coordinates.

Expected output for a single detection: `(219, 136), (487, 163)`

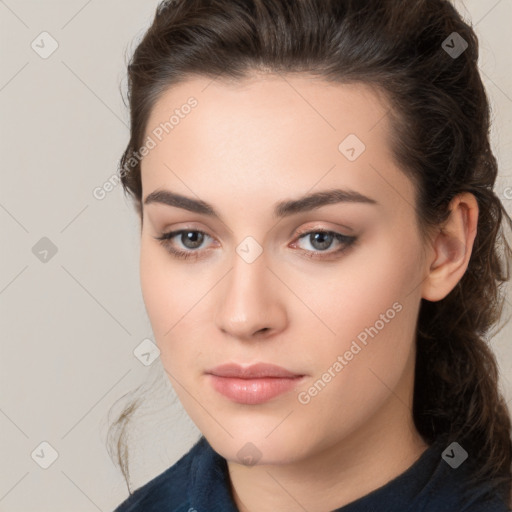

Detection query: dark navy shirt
(113, 434), (510, 512)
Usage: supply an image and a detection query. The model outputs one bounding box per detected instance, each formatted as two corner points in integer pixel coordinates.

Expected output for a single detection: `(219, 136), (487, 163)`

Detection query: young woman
(109, 0), (512, 510)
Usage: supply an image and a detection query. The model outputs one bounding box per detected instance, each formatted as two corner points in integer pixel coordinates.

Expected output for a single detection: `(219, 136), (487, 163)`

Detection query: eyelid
(154, 227), (216, 247)
(154, 223), (353, 244)
(293, 223), (353, 237)
(153, 223), (357, 260)
(290, 227), (356, 254)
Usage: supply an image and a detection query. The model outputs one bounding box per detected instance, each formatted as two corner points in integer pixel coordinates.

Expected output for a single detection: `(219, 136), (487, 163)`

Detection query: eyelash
(153, 228), (357, 261)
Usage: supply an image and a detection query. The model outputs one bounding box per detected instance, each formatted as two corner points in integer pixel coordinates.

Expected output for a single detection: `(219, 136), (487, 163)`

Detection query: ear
(421, 192), (479, 302)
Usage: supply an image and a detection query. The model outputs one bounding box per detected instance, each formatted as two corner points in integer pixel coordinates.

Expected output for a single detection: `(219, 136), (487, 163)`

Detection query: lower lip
(207, 374), (305, 405)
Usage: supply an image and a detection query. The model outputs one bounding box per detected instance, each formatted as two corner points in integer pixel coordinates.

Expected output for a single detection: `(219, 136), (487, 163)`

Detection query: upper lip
(206, 362), (304, 379)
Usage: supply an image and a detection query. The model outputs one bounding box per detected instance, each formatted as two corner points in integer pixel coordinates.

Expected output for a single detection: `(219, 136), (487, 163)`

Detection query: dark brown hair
(108, 0), (512, 506)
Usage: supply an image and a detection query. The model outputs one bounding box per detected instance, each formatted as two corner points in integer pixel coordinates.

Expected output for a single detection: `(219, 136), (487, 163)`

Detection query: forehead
(140, 73), (415, 219)
(144, 73), (391, 143)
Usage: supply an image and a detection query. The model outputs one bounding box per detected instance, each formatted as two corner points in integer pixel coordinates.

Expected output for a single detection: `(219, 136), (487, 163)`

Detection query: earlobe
(421, 192), (479, 302)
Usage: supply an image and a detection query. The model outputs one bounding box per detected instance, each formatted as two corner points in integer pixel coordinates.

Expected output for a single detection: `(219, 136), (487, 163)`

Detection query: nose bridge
(215, 243), (285, 338)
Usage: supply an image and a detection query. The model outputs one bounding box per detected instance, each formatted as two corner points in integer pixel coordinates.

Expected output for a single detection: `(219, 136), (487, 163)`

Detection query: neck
(226, 363), (428, 512)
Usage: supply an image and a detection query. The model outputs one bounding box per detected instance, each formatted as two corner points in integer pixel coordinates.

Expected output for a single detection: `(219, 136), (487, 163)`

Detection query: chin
(205, 426), (312, 467)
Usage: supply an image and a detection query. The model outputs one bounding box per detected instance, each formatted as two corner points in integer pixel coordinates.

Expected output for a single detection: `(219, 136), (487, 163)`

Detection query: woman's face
(139, 74), (431, 464)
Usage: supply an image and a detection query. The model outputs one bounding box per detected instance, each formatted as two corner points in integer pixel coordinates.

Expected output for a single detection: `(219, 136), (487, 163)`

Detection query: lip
(205, 363), (306, 405)
(206, 362), (303, 379)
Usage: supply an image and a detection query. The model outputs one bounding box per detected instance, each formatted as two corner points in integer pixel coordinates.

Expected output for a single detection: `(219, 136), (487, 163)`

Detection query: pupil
(183, 231), (203, 248)
(312, 232), (332, 250)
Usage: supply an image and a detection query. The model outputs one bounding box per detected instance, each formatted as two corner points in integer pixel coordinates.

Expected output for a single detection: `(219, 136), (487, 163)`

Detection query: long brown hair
(108, 0), (512, 505)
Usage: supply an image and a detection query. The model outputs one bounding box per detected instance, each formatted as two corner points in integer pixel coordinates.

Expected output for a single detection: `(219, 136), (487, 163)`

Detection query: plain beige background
(0, 1), (511, 510)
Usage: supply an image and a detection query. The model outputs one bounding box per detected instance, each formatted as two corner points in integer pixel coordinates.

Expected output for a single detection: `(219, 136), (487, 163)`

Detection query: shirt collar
(188, 435), (449, 512)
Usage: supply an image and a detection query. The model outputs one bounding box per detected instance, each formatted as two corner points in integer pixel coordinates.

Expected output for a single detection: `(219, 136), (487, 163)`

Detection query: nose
(214, 249), (287, 341)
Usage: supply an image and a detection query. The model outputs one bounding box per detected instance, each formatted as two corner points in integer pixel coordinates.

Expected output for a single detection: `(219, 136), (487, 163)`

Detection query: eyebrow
(143, 188), (378, 220)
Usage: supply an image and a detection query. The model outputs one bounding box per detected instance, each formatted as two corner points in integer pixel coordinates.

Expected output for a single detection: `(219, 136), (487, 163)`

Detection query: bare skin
(138, 72), (478, 512)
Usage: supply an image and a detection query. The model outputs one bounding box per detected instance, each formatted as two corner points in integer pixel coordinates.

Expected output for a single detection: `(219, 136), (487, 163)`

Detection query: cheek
(307, 232), (423, 378)
(300, 230), (422, 340)
(293, 242), (422, 437)
(139, 241), (211, 372)
(139, 242), (189, 343)
(140, 245), (169, 334)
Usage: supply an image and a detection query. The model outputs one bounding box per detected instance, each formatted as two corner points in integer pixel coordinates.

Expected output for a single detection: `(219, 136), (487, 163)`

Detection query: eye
(292, 228), (357, 259)
(153, 227), (357, 261)
(153, 229), (214, 261)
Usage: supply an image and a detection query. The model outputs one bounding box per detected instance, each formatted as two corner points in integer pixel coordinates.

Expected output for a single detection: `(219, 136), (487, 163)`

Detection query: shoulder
(112, 436), (207, 512)
(417, 449), (511, 512)
(419, 484), (511, 512)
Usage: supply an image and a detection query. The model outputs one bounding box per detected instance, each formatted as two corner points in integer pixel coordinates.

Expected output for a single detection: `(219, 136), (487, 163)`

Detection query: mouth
(205, 362), (306, 405)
